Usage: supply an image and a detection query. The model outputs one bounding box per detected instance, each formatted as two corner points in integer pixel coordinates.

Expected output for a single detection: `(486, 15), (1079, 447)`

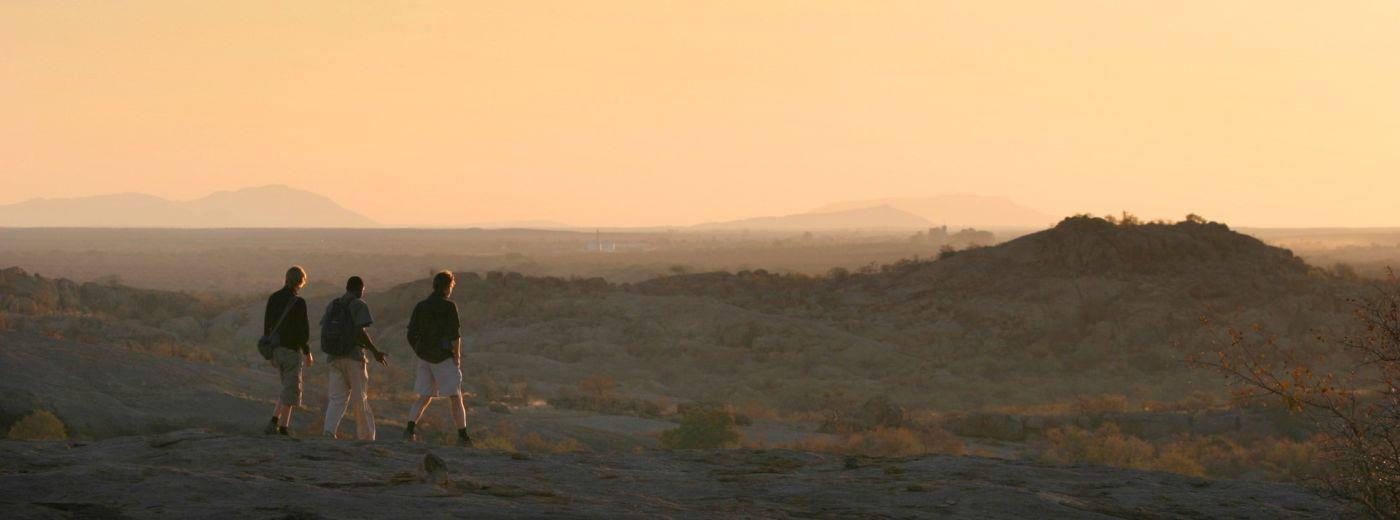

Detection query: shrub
(783, 426), (964, 457)
(8, 410), (67, 441)
(520, 432), (587, 453)
(580, 374), (616, 399)
(1142, 390), (1219, 412)
(1038, 425), (1158, 472)
(1196, 279), (1400, 518)
(476, 423), (520, 452)
(1072, 394), (1129, 415)
(1037, 424), (1321, 483)
(1261, 437), (1320, 482)
(660, 407), (744, 449)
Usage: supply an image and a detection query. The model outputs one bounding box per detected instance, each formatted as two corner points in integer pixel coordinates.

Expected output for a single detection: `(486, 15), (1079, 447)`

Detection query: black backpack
(320, 298), (359, 356)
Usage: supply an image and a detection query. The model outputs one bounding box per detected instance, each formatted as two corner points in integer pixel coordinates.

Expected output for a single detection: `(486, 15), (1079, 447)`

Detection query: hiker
(403, 271), (472, 446)
(320, 276), (388, 441)
(261, 266), (311, 436)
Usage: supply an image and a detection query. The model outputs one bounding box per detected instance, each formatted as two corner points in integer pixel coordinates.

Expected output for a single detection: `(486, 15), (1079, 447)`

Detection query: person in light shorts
(403, 271), (470, 446)
(414, 354), (463, 398)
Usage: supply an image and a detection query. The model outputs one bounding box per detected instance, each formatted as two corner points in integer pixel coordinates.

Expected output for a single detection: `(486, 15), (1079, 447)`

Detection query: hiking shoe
(263, 419), (278, 435)
(457, 435), (474, 448)
(403, 429), (420, 443)
(323, 430), (339, 440)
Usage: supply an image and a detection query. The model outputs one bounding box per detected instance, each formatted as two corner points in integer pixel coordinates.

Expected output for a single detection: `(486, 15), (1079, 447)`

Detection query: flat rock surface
(0, 430), (1341, 519)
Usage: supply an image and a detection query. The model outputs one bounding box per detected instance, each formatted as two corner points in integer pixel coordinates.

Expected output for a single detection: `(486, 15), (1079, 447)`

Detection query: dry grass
(781, 426), (964, 458)
(1035, 424), (1322, 481)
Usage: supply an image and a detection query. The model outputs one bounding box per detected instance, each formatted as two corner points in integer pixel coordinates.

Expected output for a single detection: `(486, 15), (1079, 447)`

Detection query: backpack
(320, 297), (359, 356)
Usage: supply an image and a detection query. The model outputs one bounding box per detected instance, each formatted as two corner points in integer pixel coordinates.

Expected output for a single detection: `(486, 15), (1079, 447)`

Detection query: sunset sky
(3, 1), (1398, 227)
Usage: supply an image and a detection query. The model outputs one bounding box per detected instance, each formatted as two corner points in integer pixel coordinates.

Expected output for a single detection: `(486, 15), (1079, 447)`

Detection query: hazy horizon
(5, 1), (1400, 228)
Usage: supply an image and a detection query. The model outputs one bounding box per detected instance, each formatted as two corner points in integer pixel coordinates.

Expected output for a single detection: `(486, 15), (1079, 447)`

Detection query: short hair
(433, 271), (455, 292)
(285, 266), (306, 288)
(346, 276), (364, 292)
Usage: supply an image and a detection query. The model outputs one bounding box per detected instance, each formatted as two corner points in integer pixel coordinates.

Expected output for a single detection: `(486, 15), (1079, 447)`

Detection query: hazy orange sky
(3, 1), (1398, 227)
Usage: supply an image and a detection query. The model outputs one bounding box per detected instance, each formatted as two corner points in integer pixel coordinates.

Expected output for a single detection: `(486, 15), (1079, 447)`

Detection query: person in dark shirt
(403, 271), (470, 446)
(262, 266), (311, 436)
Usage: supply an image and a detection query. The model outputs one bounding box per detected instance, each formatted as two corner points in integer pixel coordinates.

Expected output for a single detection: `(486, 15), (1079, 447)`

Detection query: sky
(2, 1), (1399, 227)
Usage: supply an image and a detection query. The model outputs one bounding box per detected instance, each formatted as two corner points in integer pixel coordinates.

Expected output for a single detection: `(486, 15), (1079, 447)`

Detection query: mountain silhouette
(0, 185), (378, 228)
(693, 204), (931, 230)
(812, 195), (1054, 229)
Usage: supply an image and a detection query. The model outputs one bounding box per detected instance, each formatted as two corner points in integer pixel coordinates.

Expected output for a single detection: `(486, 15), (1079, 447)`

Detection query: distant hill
(812, 195), (1054, 229)
(0, 185), (377, 228)
(694, 204), (931, 230)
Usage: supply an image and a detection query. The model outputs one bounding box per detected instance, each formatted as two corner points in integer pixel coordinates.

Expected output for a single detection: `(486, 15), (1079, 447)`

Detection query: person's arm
(406, 303), (422, 350)
(360, 327), (388, 366)
(263, 296), (276, 337)
(263, 296), (276, 366)
(448, 302), (462, 365)
(295, 298), (313, 365)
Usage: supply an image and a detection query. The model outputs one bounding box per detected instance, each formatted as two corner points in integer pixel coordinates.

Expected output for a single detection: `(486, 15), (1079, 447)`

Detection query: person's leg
(409, 395), (433, 424)
(441, 361), (469, 445)
(323, 359), (351, 438)
(276, 349), (303, 433)
(350, 361), (375, 441)
(408, 357), (436, 425)
(448, 393), (467, 429)
(265, 402), (281, 434)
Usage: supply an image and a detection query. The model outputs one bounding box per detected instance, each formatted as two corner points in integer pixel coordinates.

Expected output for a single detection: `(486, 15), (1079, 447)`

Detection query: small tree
(660, 407), (743, 449)
(580, 374), (616, 400)
(8, 410), (67, 441)
(1196, 276), (1400, 519)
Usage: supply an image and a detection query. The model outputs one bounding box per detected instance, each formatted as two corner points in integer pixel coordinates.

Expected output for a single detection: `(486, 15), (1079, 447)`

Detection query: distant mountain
(693, 204), (931, 231)
(0, 185), (378, 228)
(812, 195), (1054, 229)
(460, 220), (575, 230)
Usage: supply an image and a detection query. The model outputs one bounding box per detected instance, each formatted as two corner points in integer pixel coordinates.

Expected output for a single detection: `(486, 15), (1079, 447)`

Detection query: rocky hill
(612, 217), (1354, 408)
(812, 194), (1055, 229)
(0, 185), (377, 228)
(0, 430), (1342, 519)
(0, 216), (1363, 415)
(693, 204), (932, 230)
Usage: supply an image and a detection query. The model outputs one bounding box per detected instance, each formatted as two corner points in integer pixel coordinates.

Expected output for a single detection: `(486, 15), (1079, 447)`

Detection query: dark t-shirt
(263, 287), (309, 355)
(406, 293), (461, 364)
(321, 293), (374, 363)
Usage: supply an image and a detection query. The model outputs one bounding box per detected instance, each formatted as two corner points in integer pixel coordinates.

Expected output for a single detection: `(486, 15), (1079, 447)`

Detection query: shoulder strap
(270, 294), (299, 336)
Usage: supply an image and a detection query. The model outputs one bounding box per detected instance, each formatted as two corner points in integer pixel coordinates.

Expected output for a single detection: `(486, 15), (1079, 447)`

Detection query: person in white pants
(320, 276), (389, 441)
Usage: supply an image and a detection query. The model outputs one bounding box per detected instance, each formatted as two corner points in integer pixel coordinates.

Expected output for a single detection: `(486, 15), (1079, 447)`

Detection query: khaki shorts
(272, 347), (304, 406)
(414, 358), (462, 398)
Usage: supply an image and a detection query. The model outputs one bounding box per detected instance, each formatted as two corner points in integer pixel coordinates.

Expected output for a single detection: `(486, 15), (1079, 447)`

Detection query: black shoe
(458, 435), (474, 448)
(263, 418), (278, 435)
(403, 429), (420, 443)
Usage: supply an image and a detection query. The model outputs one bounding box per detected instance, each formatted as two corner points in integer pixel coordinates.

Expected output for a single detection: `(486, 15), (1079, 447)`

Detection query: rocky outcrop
(0, 431), (1344, 519)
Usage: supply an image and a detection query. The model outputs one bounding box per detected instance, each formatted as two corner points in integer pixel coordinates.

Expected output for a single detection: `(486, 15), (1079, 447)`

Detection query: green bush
(8, 410), (67, 441)
(661, 408), (744, 449)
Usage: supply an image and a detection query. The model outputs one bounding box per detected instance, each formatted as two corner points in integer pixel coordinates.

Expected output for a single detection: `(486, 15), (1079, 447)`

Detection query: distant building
(910, 225), (995, 248)
(583, 229), (617, 252)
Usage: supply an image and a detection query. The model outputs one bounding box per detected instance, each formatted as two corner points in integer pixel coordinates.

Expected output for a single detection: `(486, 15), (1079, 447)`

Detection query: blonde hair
(285, 266), (307, 289)
(432, 271), (455, 293)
